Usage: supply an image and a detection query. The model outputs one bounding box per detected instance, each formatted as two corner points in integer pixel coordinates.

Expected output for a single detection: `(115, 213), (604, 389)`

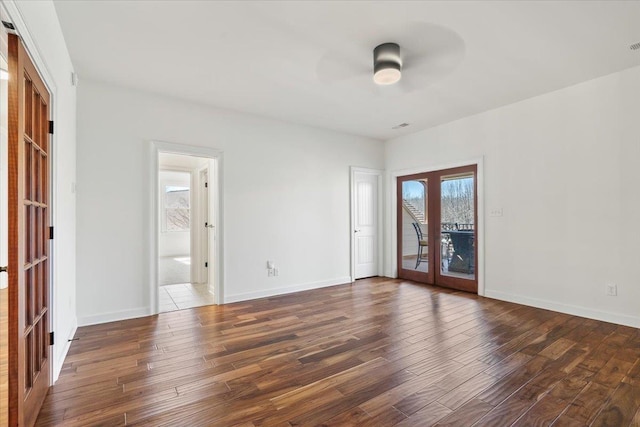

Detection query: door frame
(149, 141), (223, 313)
(350, 166), (383, 282)
(388, 158), (485, 296)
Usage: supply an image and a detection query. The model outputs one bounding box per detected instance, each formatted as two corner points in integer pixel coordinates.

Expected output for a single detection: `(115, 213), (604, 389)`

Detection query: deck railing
(441, 222), (474, 231)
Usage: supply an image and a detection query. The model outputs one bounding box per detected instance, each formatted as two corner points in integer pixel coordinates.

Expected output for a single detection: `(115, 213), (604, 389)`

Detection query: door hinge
(49, 331), (54, 346)
(49, 226), (54, 240)
(49, 120), (54, 134)
(2, 21), (15, 31)
(205, 262), (208, 268)
(205, 182), (208, 188)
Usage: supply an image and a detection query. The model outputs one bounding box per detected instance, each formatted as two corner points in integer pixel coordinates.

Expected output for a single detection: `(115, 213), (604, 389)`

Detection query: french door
(397, 165), (478, 293)
(8, 33), (52, 427)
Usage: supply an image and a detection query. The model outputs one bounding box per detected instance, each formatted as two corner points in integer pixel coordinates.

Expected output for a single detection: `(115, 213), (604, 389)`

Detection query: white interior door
(353, 170), (379, 279)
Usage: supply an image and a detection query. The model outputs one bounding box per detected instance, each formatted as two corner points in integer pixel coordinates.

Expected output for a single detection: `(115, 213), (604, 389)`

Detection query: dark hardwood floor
(36, 278), (640, 426)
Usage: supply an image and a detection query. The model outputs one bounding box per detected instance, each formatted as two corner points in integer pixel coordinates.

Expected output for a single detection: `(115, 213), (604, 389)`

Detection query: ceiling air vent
(392, 123), (410, 130)
(630, 42), (640, 51)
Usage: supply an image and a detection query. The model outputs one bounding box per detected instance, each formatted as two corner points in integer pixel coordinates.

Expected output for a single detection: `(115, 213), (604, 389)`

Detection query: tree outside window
(164, 185), (190, 232)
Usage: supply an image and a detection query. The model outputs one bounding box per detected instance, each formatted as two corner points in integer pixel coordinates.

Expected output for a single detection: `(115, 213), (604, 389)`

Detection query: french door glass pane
(401, 179), (428, 273)
(440, 174), (475, 279)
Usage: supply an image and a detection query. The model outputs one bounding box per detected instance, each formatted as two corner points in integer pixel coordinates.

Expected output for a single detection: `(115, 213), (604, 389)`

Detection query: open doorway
(157, 153), (216, 312)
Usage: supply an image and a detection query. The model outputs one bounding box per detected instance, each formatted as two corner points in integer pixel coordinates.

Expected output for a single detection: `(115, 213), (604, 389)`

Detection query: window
(402, 179), (427, 223)
(163, 184), (190, 232)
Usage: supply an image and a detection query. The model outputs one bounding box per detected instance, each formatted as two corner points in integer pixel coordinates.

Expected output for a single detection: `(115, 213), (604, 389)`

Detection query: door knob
(354, 229), (361, 233)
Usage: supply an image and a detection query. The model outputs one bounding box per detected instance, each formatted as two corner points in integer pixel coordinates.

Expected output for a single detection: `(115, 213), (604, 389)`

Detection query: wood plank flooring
(36, 278), (640, 426)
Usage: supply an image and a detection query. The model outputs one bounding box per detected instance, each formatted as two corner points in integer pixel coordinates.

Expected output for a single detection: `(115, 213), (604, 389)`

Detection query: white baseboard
(224, 276), (352, 304)
(76, 277), (352, 325)
(485, 289), (640, 328)
(52, 317), (77, 382)
(77, 307), (151, 327)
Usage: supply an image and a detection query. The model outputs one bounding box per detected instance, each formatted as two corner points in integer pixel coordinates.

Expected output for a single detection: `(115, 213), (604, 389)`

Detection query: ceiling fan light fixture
(374, 62), (401, 85)
(373, 43), (402, 85)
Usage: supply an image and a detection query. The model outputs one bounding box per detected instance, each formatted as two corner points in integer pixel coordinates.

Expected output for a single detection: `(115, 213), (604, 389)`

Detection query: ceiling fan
(316, 21), (466, 94)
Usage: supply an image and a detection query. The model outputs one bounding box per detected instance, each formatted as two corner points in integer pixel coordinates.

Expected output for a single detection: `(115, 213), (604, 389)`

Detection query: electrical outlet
(606, 284), (617, 296)
(489, 208), (503, 217)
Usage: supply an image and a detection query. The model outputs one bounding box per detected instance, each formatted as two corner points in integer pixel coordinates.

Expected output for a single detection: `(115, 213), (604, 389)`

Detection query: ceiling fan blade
(399, 21), (466, 57)
(395, 24), (466, 93)
(316, 49), (370, 83)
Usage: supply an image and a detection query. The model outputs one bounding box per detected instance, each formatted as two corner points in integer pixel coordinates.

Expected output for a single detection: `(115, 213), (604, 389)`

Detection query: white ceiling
(53, 1), (640, 140)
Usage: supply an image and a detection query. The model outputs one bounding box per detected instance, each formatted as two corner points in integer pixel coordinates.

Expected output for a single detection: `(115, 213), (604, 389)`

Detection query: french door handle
(0, 266), (7, 274)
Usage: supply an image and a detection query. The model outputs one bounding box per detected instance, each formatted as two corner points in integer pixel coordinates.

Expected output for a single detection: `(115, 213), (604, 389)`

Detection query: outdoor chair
(412, 222), (428, 269)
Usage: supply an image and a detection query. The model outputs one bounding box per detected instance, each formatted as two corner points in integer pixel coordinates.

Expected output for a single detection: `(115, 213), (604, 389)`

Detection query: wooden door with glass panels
(8, 33), (51, 427)
(397, 165), (478, 293)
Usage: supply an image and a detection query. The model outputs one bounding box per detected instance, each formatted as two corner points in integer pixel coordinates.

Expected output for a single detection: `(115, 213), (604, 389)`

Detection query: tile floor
(159, 283), (215, 312)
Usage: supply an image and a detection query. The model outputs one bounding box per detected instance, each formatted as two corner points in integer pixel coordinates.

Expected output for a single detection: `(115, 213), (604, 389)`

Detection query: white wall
(158, 170), (191, 257)
(76, 80), (384, 324)
(385, 65), (640, 328)
(4, 0), (78, 379)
